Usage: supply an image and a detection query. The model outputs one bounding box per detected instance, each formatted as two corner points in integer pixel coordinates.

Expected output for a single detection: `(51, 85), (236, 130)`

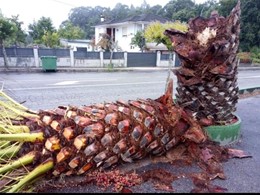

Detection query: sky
(0, 0), (208, 31)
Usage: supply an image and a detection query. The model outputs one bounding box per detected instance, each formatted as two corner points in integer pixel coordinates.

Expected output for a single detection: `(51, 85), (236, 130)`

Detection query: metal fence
(38, 48), (70, 57)
(161, 53), (181, 66)
(0, 47), (34, 57)
(127, 52), (157, 67)
(74, 51), (100, 59)
(103, 52), (124, 59)
(0, 47), (124, 60)
(0, 47), (178, 66)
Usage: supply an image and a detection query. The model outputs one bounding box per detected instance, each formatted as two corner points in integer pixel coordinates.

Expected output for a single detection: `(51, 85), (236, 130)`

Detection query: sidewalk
(1, 64), (260, 73)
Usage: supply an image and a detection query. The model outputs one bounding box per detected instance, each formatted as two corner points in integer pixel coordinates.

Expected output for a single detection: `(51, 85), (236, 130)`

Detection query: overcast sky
(0, 0), (208, 30)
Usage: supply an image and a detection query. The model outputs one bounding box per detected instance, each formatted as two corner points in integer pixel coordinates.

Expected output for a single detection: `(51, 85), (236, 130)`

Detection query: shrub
(237, 52), (252, 63)
(250, 47), (260, 64)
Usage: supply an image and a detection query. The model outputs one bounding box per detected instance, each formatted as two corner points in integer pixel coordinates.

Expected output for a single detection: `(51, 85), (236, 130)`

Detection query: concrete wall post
(156, 51), (161, 67)
(100, 51), (104, 67)
(33, 46), (39, 67)
(70, 48), (74, 67)
(124, 52), (127, 67)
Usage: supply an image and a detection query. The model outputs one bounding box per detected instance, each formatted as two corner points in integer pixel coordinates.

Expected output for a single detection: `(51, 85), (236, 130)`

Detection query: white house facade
(94, 14), (170, 52)
(60, 38), (95, 51)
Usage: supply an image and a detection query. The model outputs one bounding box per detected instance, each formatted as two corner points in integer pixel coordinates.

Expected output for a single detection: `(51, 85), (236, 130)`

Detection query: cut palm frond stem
(0, 125), (30, 134)
(0, 91), (34, 113)
(0, 151), (36, 174)
(0, 132), (44, 142)
(0, 141), (10, 148)
(8, 158), (54, 193)
(0, 101), (39, 119)
(0, 143), (22, 159)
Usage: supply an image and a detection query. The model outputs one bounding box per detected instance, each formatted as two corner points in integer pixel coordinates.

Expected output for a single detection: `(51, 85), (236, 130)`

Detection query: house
(59, 38), (96, 51)
(94, 14), (170, 52)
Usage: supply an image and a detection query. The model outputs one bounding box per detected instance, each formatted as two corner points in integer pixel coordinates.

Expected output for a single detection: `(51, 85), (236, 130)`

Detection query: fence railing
(0, 47), (180, 68)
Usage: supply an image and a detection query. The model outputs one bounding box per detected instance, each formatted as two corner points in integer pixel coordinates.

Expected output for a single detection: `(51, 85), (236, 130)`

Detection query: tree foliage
(0, 17), (17, 45)
(68, 6), (110, 39)
(96, 33), (122, 67)
(41, 31), (60, 48)
(239, 0), (259, 51)
(58, 21), (85, 40)
(131, 31), (145, 52)
(197, 0), (219, 18)
(28, 17), (56, 44)
(112, 3), (130, 19)
(0, 17), (17, 67)
(217, 0), (260, 51)
(144, 21), (188, 74)
(0, 0), (258, 51)
(8, 15), (26, 46)
(144, 21), (188, 51)
(163, 0), (196, 22)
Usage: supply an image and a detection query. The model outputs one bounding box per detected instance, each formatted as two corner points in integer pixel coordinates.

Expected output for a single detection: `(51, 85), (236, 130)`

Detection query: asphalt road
(39, 94), (260, 193)
(1, 69), (260, 111)
(0, 69), (260, 193)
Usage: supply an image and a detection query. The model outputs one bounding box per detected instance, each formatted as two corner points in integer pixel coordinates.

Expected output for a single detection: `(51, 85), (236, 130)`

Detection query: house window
(137, 24), (142, 31)
(122, 27), (127, 37)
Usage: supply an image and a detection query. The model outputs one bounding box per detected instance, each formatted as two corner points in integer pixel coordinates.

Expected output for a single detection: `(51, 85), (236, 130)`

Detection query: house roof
(60, 38), (92, 44)
(95, 13), (170, 26)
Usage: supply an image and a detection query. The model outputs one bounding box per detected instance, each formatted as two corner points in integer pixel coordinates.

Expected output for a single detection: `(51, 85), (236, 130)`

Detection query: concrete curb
(239, 86), (260, 94)
(1, 65), (260, 73)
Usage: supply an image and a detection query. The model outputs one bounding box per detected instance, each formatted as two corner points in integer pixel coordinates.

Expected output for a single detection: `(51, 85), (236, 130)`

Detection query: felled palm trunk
(0, 79), (208, 192)
(165, 1), (241, 125)
(26, 79), (207, 173)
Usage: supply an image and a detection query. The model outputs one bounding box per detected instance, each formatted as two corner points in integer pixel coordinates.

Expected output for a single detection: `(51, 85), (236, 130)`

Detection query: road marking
(50, 81), (79, 85)
(2, 78), (119, 82)
(10, 81), (166, 91)
(240, 76), (260, 79)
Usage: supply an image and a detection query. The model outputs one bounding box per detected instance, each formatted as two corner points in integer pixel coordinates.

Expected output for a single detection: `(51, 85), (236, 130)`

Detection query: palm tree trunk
(164, 1), (241, 125)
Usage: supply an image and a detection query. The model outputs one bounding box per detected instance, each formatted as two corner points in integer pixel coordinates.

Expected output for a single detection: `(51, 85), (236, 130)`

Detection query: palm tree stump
(164, 1), (241, 144)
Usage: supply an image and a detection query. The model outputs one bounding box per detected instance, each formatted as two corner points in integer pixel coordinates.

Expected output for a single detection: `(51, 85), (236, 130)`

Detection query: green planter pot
(203, 114), (241, 146)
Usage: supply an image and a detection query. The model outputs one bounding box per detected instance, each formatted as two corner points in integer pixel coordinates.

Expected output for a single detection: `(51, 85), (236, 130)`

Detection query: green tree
(144, 21), (188, 51)
(68, 6), (110, 39)
(28, 17), (56, 45)
(217, 0), (260, 51)
(41, 31), (60, 48)
(144, 21), (188, 89)
(96, 33), (122, 68)
(163, 0), (196, 22)
(58, 21), (85, 40)
(8, 15), (27, 46)
(136, 0), (151, 14)
(239, 0), (260, 51)
(0, 17), (17, 68)
(217, 0), (237, 17)
(111, 3), (130, 19)
(148, 5), (165, 15)
(131, 31), (145, 52)
(197, 0), (219, 18)
(172, 8), (196, 22)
